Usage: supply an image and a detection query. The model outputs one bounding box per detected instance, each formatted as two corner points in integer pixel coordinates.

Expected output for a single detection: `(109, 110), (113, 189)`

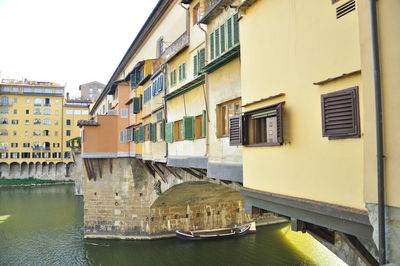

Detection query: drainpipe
(197, 23), (209, 157)
(163, 64), (169, 160)
(368, 0), (386, 264)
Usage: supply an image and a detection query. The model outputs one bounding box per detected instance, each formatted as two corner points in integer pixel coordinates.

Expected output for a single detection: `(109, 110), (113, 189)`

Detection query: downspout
(368, 0), (386, 264)
(197, 23), (209, 157)
(163, 64), (169, 159)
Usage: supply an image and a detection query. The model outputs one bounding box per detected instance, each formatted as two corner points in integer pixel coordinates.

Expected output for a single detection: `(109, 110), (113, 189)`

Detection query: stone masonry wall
(83, 157), (252, 239)
(84, 158), (157, 238)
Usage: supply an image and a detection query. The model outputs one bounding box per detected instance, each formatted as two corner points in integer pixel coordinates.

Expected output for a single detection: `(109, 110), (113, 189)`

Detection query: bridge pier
(82, 157), (252, 239)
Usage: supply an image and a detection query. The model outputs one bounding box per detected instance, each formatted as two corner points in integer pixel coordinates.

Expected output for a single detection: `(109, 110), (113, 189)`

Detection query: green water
(0, 185), (346, 265)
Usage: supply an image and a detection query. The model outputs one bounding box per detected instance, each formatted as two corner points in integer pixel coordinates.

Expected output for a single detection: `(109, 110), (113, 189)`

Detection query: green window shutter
(210, 32), (215, 60)
(150, 123), (156, 142)
(161, 120), (166, 140)
(220, 24), (226, 53)
(202, 110), (207, 137)
(182, 63), (186, 80)
(130, 73), (136, 88)
(146, 124), (150, 141)
(199, 48), (205, 71)
(227, 17), (233, 49)
(170, 71), (174, 86)
(233, 13), (240, 45)
(133, 129), (138, 143)
(182, 116), (194, 140)
(215, 28), (220, 58)
(193, 55), (198, 76)
(165, 122), (174, 143)
(133, 97), (140, 114)
(139, 126), (144, 143)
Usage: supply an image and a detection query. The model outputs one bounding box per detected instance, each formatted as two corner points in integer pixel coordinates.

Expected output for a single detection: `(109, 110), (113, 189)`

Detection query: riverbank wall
(0, 162), (74, 180)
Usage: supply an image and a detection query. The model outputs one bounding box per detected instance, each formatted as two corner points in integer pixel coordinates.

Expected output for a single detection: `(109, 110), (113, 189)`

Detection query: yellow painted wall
(357, 0), (400, 207)
(167, 85), (206, 158)
(240, 0), (365, 209)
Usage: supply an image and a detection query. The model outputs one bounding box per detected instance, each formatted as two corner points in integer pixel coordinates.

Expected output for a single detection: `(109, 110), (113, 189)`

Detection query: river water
(0, 185), (346, 265)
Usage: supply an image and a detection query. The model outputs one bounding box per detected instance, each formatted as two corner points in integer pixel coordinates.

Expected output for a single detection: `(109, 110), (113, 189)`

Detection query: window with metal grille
(336, 0), (355, 19)
(321, 87), (360, 139)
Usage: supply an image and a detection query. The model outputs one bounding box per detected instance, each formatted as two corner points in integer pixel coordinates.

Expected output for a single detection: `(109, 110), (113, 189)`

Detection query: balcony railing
(161, 32), (189, 63)
(0, 102), (12, 106)
(0, 147), (8, 151)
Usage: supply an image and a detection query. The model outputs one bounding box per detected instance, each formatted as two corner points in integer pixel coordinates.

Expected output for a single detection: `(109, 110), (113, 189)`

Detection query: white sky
(0, 0), (158, 97)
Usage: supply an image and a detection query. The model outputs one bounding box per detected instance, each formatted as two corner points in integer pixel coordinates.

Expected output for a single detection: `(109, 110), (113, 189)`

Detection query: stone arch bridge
(78, 157), (251, 240)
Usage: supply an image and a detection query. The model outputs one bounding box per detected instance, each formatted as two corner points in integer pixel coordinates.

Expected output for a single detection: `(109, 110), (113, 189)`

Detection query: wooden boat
(175, 222), (254, 240)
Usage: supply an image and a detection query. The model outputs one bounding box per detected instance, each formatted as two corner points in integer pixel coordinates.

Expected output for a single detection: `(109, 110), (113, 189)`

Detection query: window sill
(217, 135), (229, 139)
(245, 143), (282, 147)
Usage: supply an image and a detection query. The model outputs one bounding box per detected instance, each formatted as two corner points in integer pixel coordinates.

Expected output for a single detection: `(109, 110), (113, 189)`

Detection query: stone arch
(56, 162), (65, 176)
(28, 162), (35, 177)
(20, 162), (29, 178)
(66, 162), (74, 178)
(35, 162), (42, 177)
(149, 181), (251, 234)
(42, 162), (49, 178)
(9, 162), (21, 179)
(0, 162), (10, 178)
(48, 163), (55, 178)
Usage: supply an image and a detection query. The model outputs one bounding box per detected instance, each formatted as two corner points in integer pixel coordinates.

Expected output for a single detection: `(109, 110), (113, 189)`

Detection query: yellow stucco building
(0, 79), (89, 179)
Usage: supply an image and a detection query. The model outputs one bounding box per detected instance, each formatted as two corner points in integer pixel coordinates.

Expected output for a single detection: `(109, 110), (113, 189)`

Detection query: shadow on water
(0, 185), (345, 266)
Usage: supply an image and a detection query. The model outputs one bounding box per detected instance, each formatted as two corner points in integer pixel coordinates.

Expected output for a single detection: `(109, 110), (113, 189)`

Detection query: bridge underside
(242, 187), (380, 266)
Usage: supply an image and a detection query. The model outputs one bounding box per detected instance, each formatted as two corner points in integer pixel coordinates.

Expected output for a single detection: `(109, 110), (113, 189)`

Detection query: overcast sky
(0, 0), (158, 97)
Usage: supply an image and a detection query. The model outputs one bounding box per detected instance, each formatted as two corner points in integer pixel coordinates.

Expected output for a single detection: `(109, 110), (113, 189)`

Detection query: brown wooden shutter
(276, 103), (283, 144)
(321, 86), (360, 139)
(229, 115), (242, 146)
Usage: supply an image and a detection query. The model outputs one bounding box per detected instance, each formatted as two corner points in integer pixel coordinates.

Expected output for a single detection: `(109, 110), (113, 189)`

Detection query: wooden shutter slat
(321, 87), (360, 138)
(193, 55), (198, 76)
(202, 110), (206, 137)
(210, 32), (215, 60)
(227, 17), (233, 49)
(215, 28), (220, 57)
(165, 122), (174, 143)
(229, 115), (242, 146)
(233, 13), (239, 45)
(183, 116), (194, 140)
(220, 24), (226, 54)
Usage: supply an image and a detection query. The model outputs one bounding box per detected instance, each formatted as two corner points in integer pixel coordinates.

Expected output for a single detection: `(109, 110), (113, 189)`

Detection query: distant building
(0, 78), (89, 168)
(79, 81), (105, 102)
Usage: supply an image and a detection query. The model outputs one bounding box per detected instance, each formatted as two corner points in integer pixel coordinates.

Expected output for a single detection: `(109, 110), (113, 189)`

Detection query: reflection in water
(0, 214), (11, 224)
(0, 185), (345, 265)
